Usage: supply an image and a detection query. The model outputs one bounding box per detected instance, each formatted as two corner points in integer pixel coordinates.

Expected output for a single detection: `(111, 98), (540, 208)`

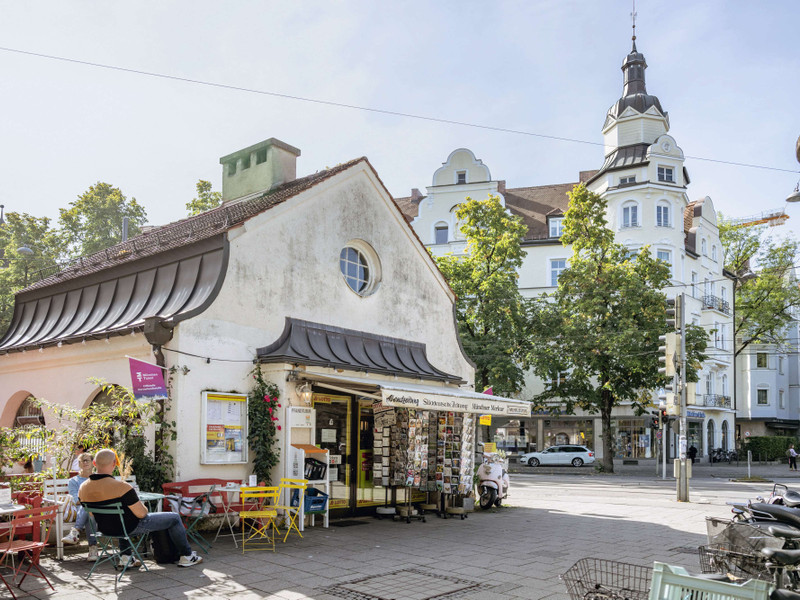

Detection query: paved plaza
(8, 462), (795, 600)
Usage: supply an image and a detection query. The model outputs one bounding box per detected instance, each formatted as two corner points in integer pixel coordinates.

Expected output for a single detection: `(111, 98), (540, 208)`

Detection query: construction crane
(729, 207), (789, 228)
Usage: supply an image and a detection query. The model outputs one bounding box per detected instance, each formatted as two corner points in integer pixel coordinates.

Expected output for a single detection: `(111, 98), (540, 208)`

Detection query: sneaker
(119, 554), (141, 569)
(87, 546), (99, 562)
(177, 552), (203, 568)
(61, 527), (80, 546)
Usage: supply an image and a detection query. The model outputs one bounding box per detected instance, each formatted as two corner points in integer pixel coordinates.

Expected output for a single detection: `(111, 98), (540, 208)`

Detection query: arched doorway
(721, 421), (729, 451)
(13, 396), (46, 469)
(707, 420), (716, 454)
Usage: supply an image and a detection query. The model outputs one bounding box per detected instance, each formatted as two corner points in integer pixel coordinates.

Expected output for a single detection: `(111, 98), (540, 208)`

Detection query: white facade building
(400, 39), (736, 461)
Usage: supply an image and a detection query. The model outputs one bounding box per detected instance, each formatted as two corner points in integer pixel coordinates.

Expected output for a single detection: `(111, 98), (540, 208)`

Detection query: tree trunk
(600, 390), (614, 473)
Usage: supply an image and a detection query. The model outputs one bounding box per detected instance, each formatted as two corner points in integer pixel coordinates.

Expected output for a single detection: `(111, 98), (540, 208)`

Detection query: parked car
(519, 445), (595, 467)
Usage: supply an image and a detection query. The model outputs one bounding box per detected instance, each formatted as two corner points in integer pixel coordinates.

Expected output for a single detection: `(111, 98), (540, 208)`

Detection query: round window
(339, 241), (381, 296)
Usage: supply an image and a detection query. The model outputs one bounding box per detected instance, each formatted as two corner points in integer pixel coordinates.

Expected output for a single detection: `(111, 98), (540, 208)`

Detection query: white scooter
(477, 451), (510, 510)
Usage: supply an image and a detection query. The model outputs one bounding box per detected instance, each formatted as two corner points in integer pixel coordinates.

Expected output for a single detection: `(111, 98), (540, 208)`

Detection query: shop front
(486, 416), (595, 459)
(287, 372), (532, 518)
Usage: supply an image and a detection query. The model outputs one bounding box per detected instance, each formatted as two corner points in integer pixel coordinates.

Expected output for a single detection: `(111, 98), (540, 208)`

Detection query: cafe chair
(276, 478), (308, 542)
(0, 504), (58, 599)
(84, 503), (149, 589)
(239, 486), (280, 553)
(164, 484), (218, 554)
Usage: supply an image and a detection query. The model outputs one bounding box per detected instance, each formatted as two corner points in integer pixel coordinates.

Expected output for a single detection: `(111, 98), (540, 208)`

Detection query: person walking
(61, 452), (99, 560)
(79, 449), (203, 568)
(789, 444), (798, 471)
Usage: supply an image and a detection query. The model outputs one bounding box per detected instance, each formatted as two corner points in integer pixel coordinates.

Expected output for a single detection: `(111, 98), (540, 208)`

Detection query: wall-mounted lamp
(787, 181), (800, 204)
(296, 381), (313, 406)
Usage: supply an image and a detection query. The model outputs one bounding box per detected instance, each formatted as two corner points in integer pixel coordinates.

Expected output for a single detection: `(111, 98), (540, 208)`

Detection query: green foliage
(186, 180), (223, 216)
(719, 218), (800, 357)
(58, 182), (148, 257)
(247, 366), (281, 485)
(0, 427), (26, 473)
(744, 435), (797, 461)
(0, 211), (64, 332)
(526, 185), (707, 473)
(434, 195), (531, 396)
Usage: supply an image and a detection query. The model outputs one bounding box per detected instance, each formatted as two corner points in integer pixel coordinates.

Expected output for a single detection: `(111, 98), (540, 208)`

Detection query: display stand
(288, 443), (330, 529)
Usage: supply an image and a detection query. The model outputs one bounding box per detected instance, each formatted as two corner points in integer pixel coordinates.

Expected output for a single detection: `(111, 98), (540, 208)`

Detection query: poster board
(201, 391), (248, 464)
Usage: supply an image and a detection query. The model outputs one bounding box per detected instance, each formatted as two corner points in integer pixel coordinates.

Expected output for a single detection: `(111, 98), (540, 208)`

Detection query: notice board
(201, 391), (248, 464)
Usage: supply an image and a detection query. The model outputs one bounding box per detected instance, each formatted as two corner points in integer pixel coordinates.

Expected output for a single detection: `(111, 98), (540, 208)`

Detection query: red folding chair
(0, 505), (58, 599)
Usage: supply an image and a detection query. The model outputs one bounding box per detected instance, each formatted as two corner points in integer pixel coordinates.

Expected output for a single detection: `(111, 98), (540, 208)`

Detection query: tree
(58, 182), (147, 257)
(434, 195), (531, 396)
(0, 211), (64, 334)
(719, 218), (800, 358)
(186, 180), (222, 216)
(526, 185), (707, 473)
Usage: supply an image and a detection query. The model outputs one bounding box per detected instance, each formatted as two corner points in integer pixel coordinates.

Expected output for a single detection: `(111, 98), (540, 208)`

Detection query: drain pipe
(143, 317), (174, 458)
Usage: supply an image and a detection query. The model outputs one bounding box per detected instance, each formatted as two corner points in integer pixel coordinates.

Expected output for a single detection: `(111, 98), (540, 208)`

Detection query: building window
(434, 224), (449, 244)
(256, 148), (267, 164)
(456, 171), (467, 185)
(339, 241), (381, 297)
(620, 175), (636, 185)
(691, 272), (698, 299)
(721, 286), (727, 303)
(622, 202), (639, 228)
(704, 278), (712, 297)
(780, 390), (786, 409)
(722, 374), (728, 397)
(241, 154), (251, 170)
(757, 388), (769, 405)
(779, 356), (785, 375)
(549, 217), (564, 238)
(706, 373), (712, 395)
(722, 421), (729, 451)
(711, 245), (717, 261)
(550, 258), (567, 287)
(701, 239), (708, 256)
(756, 352), (767, 368)
(227, 162), (236, 176)
(656, 202), (671, 227)
(657, 166), (675, 182)
(656, 249), (671, 266)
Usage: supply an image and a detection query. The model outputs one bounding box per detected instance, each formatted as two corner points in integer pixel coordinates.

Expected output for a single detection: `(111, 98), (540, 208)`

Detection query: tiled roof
(24, 158), (367, 295)
(502, 183), (575, 240)
(393, 195), (423, 221)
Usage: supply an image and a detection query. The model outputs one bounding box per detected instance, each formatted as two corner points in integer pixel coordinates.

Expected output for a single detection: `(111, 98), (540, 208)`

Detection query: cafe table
(138, 491), (166, 512)
(214, 483), (242, 547)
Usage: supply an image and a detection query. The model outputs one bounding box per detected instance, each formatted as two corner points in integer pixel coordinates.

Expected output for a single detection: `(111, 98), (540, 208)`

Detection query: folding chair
(276, 478), (307, 542)
(239, 487), (279, 553)
(0, 504), (58, 600)
(84, 503), (149, 590)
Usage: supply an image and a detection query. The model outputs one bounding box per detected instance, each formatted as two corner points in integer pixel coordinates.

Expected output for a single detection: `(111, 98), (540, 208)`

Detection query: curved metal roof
(607, 41), (666, 120)
(0, 237), (228, 353)
(257, 318), (464, 384)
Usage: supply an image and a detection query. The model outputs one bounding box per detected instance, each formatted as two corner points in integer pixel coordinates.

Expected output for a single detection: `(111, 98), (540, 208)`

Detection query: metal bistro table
(138, 491), (165, 512)
(0, 503), (25, 517)
(215, 484), (242, 547)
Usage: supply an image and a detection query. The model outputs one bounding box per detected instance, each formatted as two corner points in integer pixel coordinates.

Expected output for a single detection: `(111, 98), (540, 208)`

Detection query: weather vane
(631, 0), (637, 41)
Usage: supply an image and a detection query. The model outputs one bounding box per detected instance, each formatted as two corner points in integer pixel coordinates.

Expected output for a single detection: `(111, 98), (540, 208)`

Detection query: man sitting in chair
(79, 449), (203, 568)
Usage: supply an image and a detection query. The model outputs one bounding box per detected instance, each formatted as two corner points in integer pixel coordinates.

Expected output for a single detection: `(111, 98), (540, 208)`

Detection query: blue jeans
(74, 507), (97, 545)
(122, 512), (191, 557)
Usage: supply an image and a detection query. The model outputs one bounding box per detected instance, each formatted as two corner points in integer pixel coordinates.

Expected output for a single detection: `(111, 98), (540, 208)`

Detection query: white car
(519, 445), (595, 467)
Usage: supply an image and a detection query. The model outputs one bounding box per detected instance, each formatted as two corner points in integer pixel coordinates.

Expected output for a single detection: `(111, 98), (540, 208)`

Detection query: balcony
(704, 394), (732, 409)
(703, 295), (730, 315)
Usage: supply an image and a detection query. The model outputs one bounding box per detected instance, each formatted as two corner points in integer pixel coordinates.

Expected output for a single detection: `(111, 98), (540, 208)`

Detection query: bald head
(94, 449), (118, 473)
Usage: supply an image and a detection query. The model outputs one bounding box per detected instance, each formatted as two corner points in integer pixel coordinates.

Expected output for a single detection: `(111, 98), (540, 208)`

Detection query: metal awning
(301, 370), (532, 417)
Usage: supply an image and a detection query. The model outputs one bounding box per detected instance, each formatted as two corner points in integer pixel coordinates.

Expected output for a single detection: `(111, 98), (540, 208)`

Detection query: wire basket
(698, 544), (771, 581)
(705, 517), (784, 554)
(562, 558), (652, 600)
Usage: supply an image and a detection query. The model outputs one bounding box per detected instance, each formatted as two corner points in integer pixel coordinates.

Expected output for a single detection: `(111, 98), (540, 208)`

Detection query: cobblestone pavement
(6, 465), (793, 600)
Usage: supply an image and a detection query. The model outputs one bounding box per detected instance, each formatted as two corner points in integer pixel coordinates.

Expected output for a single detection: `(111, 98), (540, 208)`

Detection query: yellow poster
(479, 414), (492, 426)
(484, 442), (497, 453)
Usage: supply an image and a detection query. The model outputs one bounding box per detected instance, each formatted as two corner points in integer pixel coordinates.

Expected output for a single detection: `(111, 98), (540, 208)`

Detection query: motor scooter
(477, 451), (509, 510)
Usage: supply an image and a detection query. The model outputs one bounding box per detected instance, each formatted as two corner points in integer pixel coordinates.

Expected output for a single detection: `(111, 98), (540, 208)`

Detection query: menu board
(201, 392), (248, 464)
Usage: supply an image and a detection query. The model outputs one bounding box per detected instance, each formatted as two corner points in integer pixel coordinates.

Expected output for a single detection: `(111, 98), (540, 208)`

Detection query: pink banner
(129, 357), (168, 401)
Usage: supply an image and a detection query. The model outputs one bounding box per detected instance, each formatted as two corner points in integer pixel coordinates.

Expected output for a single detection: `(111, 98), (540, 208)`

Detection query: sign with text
(479, 415), (492, 426)
(201, 392), (248, 464)
(128, 358), (167, 401)
(381, 389), (531, 417)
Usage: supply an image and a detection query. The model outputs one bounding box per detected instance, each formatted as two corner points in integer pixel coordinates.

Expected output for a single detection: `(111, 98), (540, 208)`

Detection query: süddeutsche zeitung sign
(381, 390), (531, 417)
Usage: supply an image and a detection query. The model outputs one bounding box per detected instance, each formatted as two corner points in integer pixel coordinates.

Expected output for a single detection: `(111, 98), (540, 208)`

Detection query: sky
(1, 1), (799, 243)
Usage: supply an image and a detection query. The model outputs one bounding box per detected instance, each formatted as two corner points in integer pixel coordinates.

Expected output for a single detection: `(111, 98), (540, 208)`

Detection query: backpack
(150, 528), (180, 564)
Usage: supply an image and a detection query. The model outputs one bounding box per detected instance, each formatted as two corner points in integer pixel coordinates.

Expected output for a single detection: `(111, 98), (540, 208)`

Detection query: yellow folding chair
(276, 478), (307, 542)
(239, 486), (280, 553)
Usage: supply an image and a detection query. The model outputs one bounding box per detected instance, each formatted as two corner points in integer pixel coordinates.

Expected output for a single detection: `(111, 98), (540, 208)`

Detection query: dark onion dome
(607, 40), (666, 119)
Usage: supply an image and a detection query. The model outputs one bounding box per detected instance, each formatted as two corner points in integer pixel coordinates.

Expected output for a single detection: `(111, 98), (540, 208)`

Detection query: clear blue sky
(1, 1), (798, 240)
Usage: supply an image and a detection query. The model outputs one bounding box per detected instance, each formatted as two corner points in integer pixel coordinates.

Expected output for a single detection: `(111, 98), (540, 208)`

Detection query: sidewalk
(11, 472), (760, 600)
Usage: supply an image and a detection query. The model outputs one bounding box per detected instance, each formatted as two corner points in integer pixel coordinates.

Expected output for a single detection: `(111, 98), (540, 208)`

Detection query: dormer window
(620, 175), (636, 185)
(549, 217), (564, 238)
(657, 166), (674, 183)
(434, 224), (449, 244)
(456, 171), (467, 185)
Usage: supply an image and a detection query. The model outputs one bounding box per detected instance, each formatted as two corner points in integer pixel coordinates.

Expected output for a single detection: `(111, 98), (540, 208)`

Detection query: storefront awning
(301, 370), (532, 417)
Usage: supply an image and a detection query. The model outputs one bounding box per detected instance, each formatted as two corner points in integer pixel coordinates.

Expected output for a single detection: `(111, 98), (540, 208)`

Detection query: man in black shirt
(79, 449), (203, 568)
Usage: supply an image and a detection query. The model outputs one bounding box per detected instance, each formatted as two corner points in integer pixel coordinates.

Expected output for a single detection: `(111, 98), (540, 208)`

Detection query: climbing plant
(247, 366), (281, 485)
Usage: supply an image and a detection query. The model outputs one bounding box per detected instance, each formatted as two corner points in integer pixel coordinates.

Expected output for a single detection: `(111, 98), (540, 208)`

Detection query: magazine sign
(201, 392), (248, 464)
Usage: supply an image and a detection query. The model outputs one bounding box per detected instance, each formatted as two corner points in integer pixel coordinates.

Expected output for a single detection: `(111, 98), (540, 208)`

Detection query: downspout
(143, 317), (174, 460)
